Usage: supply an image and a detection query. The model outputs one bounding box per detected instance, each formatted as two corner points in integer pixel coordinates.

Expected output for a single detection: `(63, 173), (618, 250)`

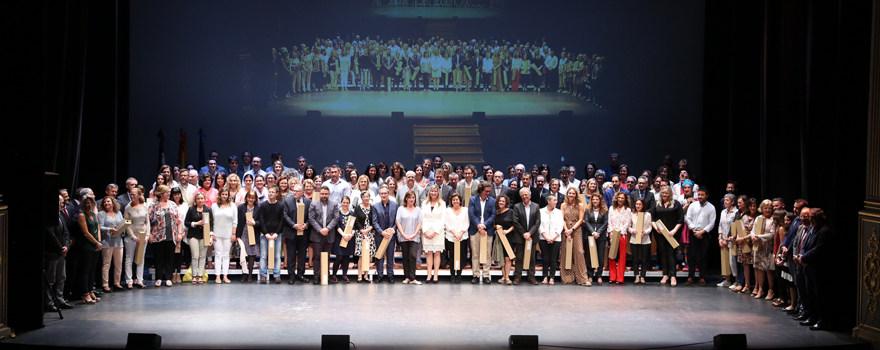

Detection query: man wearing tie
(46, 195), (74, 311)
(282, 184), (311, 284)
(308, 186), (339, 284)
(629, 176), (656, 211)
(489, 171), (512, 202)
(789, 208), (812, 322)
(512, 188), (541, 285)
(435, 170), (453, 204)
(372, 187), (399, 283)
(794, 208), (832, 331)
(468, 182), (496, 284)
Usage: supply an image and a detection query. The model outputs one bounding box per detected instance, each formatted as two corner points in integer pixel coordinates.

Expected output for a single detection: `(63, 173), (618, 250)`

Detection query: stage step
(413, 124), (483, 164)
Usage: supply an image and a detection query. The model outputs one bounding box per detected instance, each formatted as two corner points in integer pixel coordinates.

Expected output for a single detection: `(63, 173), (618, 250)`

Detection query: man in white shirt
(684, 187), (716, 286)
(567, 166), (581, 193)
(244, 156), (267, 179)
(324, 164), (351, 205)
(544, 50), (559, 92)
(650, 176), (663, 202)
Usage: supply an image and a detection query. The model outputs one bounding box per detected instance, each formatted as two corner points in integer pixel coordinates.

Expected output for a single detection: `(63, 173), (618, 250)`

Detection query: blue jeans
(260, 235), (283, 278)
(374, 235), (396, 278)
(736, 262), (745, 286)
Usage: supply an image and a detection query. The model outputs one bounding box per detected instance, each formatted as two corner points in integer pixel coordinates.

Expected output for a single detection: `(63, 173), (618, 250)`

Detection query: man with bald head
(489, 171), (512, 204)
(511, 187), (541, 285)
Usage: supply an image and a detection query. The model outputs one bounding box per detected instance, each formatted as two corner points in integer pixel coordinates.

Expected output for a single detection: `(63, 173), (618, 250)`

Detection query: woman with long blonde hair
(559, 188), (589, 285)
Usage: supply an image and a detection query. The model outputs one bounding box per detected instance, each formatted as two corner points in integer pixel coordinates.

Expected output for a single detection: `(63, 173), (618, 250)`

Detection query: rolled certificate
(565, 238), (573, 269)
(454, 239), (461, 271)
(656, 220), (679, 249)
(464, 187), (471, 207)
(340, 216), (355, 248)
(635, 212), (645, 243)
(296, 203), (305, 236)
(754, 216), (765, 251)
(479, 234), (487, 264)
(721, 246), (731, 276)
(734, 220), (751, 254)
(268, 239), (275, 270)
(522, 239), (533, 269)
(360, 239), (370, 273)
(114, 219), (131, 238)
(609, 229), (621, 260)
(202, 213), (211, 246)
(374, 233), (392, 260)
(321, 252), (329, 285)
(410, 67), (420, 81)
(495, 226), (515, 259)
(246, 213), (255, 246)
(135, 230), (147, 265)
(587, 235), (599, 268)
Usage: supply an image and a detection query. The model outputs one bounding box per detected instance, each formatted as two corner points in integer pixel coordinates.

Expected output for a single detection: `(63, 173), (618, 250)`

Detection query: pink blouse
(607, 207), (632, 239)
(195, 187), (218, 207)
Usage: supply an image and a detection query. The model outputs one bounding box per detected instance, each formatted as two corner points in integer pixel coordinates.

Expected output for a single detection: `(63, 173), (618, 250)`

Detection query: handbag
(181, 267), (207, 282)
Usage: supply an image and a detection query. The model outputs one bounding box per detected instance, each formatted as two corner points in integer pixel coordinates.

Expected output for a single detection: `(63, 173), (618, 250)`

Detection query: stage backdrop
(129, 0), (705, 182)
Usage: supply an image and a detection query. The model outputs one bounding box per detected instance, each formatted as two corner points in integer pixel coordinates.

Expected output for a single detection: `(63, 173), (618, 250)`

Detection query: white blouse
(627, 211), (653, 244)
(608, 207), (632, 239)
(539, 207), (564, 242)
(420, 200), (447, 236)
(718, 207), (739, 240)
(210, 203), (238, 239)
(444, 207), (470, 241)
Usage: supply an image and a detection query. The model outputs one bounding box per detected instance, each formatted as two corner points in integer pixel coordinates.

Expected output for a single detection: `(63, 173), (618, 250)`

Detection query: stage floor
(266, 90), (604, 118)
(11, 278), (865, 349)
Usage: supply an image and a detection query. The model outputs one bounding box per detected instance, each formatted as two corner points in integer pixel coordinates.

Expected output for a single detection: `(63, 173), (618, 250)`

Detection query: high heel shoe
(739, 287), (751, 294)
(670, 277), (677, 287)
(81, 294), (95, 304)
(660, 276), (668, 285)
(765, 291), (776, 300)
(90, 292), (100, 302)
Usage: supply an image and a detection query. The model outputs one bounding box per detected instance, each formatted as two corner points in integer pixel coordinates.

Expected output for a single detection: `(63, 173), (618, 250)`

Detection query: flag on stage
(178, 129), (188, 167)
(156, 128), (165, 171)
(198, 128), (206, 170)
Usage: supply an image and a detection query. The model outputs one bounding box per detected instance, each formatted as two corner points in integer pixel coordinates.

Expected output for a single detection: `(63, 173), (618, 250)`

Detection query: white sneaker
(717, 280), (730, 287)
(729, 284), (738, 290)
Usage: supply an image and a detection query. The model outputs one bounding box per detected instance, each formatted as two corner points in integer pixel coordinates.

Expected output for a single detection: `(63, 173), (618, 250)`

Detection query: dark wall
(702, 0), (870, 330)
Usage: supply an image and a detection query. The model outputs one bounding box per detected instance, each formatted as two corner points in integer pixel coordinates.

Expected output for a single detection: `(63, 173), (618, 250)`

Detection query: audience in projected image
(371, 0), (507, 9)
(271, 35), (606, 108)
(54, 151), (835, 331)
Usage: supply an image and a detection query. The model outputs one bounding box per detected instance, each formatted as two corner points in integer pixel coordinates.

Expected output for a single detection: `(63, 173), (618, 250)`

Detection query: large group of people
(44, 151), (832, 330)
(271, 34), (606, 107)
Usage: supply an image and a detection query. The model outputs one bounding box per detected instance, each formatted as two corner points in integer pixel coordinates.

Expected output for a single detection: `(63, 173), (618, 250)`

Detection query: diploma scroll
(268, 239), (275, 270)
(721, 246), (731, 276)
(202, 213), (212, 246)
(522, 239), (533, 269)
(135, 230), (147, 265)
(464, 187), (471, 207)
(479, 234), (487, 264)
(609, 229), (621, 260)
(246, 213), (255, 246)
(656, 220), (680, 249)
(114, 219), (131, 238)
(296, 203), (305, 236)
(734, 220), (751, 254)
(374, 233), (392, 260)
(465, 67), (472, 81)
(340, 217), (355, 248)
(410, 67), (420, 81)
(635, 212), (645, 243)
(754, 216), (765, 251)
(495, 228), (515, 260)
(360, 239), (370, 273)
(531, 64), (543, 76)
(321, 252), (329, 285)
(587, 235), (599, 268)
(564, 238), (573, 269)
(454, 239), (461, 271)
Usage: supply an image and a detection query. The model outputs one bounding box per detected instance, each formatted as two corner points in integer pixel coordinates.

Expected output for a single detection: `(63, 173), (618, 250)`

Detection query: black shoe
(809, 324), (825, 331)
(313, 279), (320, 285)
(59, 302), (75, 309)
(46, 304), (58, 312)
(388, 277), (395, 284)
(483, 277), (491, 284)
(793, 314), (808, 321)
(330, 277), (338, 284)
(375, 276), (384, 283)
(472, 277), (480, 284)
(288, 278), (295, 285)
(785, 309), (800, 315)
(800, 320), (815, 326)
(296, 276), (310, 283)
(93, 289), (104, 297)
(274, 277), (282, 284)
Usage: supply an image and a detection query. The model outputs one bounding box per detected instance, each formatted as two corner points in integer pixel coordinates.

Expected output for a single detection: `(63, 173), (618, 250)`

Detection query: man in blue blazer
(372, 186), (399, 283)
(795, 208), (832, 331)
(468, 181), (496, 284)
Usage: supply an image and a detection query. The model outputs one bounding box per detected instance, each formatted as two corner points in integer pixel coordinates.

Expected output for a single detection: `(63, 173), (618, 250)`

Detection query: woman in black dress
(649, 186), (684, 286)
(235, 190), (260, 283)
(494, 195), (516, 285)
(332, 196), (356, 283)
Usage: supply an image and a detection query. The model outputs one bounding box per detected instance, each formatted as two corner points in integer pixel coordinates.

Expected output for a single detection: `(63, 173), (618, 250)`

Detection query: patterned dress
(737, 215), (755, 264)
(753, 218), (776, 271)
(559, 204), (589, 284)
(353, 207), (376, 258)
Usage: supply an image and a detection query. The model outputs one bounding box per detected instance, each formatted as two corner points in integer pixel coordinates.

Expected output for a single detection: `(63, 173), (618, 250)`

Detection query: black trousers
(153, 241), (175, 281)
(586, 238), (607, 279)
(445, 239), (467, 276)
(796, 264), (809, 315)
(513, 240), (537, 279)
(285, 235), (309, 278)
(546, 68), (558, 91)
(632, 243), (651, 277)
(805, 266), (831, 325)
(687, 231), (709, 280)
(654, 231), (677, 276)
(400, 241), (418, 281)
(539, 240), (561, 278)
(75, 248), (96, 295)
(65, 245), (81, 297)
(312, 236), (333, 279)
(332, 254), (350, 276)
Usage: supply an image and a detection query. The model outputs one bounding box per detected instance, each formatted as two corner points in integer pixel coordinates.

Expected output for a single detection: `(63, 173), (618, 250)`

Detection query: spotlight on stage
(322, 334), (350, 350)
(473, 111), (486, 119)
(392, 111), (405, 119)
(713, 334), (747, 350)
(559, 110), (573, 117)
(508, 335), (538, 350)
(306, 110), (321, 117)
(126, 333), (161, 350)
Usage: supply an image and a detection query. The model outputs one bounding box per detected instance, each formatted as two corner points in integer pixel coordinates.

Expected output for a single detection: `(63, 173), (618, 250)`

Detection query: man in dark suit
(531, 175), (550, 205)
(512, 188), (541, 285)
(435, 170), (453, 205)
(372, 186), (399, 283)
(468, 181), (496, 284)
(116, 177), (138, 209)
(308, 186), (339, 285)
(629, 176), (656, 211)
(46, 195), (74, 311)
(541, 178), (564, 209)
(489, 171), (512, 203)
(789, 207), (812, 320)
(282, 184), (312, 284)
(452, 48), (464, 91)
(795, 208), (832, 331)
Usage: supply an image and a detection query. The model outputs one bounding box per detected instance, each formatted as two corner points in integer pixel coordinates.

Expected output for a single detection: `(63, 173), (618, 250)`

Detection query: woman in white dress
(441, 51), (452, 90)
(431, 50), (443, 91)
(211, 188), (238, 284)
(421, 185), (446, 283)
(444, 193), (469, 283)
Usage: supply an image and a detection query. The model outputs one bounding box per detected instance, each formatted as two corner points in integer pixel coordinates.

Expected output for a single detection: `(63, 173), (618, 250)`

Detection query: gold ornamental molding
(867, 228), (880, 319)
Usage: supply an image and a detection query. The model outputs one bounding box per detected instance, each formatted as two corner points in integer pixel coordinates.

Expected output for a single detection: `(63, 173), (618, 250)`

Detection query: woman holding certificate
(494, 195), (516, 285)
(236, 190), (261, 283)
(629, 198), (653, 284)
(171, 188), (189, 284)
(445, 193), (469, 284)
(75, 195), (101, 304)
(353, 193), (377, 283)
(717, 194), (739, 289)
(421, 185), (446, 284)
(560, 188), (589, 286)
(196, 173), (218, 207)
(396, 191), (422, 285)
(97, 196), (124, 292)
(607, 191), (632, 284)
(539, 194), (563, 285)
(584, 193), (608, 285)
(750, 199), (776, 300)
(650, 186), (683, 286)
(184, 192), (213, 285)
(211, 188), (237, 284)
(148, 185), (182, 287)
(124, 187), (149, 289)
(334, 196), (356, 283)
(735, 197), (758, 295)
